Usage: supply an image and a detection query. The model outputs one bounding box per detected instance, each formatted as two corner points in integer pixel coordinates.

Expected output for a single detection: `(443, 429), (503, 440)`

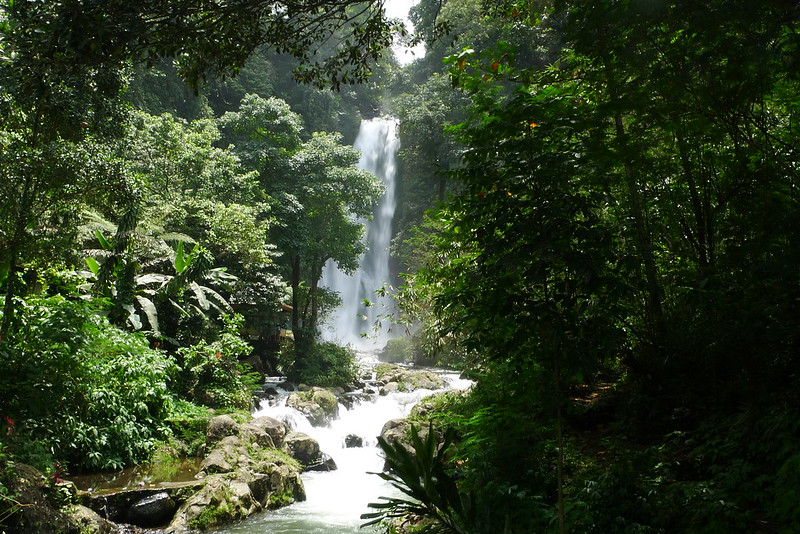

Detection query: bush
(383, 337), (413, 364)
(175, 314), (259, 410)
(0, 296), (177, 471)
(280, 341), (358, 387)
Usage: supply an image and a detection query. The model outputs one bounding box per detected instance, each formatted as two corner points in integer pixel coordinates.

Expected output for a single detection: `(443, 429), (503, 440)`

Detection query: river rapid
(215, 366), (471, 534)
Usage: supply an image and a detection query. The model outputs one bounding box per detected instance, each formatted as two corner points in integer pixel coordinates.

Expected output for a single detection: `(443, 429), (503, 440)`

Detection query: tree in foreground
(386, 0), (800, 531)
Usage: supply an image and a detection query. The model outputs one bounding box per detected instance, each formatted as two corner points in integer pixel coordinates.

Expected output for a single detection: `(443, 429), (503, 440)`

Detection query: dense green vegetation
(1, 0), (800, 532)
(0, 1), (385, 530)
(376, 1), (800, 532)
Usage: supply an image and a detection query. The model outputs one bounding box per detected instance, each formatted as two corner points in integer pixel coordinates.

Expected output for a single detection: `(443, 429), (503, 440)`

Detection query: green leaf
(0, 259), (11, 285)
(174, 241), (187, 273)
(135, 295), (160, 336)
(189, 281), (209, 311)
(123, 304), (142, 330)
(85, 257), (101, 277)
(95, 230), (112, 251)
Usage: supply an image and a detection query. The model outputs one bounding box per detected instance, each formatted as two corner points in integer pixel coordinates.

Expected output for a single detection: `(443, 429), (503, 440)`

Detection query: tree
(0, 0), (400, 338)
(391, 1), (800, 530)
(1, 0), (400, 89)
(119, 110), (284, 342)
(220, 94), (383, 350)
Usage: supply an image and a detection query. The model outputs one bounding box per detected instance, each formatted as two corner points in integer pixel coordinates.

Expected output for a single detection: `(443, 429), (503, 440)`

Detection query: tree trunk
(290, 255), (301, 336)
(614, 113), (665, 338)
(1, 174), (34, 341)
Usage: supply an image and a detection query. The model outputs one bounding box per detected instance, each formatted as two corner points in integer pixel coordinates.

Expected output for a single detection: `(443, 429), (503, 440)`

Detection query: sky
(384, 0), (426, 65)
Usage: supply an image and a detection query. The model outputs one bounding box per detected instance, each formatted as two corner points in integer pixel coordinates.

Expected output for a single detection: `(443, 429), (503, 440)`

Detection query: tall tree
(220, 95), (383, 349)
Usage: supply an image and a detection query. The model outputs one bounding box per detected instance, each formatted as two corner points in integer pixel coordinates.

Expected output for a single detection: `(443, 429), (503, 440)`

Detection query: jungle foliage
(0, 1), (385, 521)
(382, 0), (800, 532)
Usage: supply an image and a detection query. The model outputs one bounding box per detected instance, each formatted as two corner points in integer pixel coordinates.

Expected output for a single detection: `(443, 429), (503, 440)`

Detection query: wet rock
(374, 364), (445, 392)
(166, 475), (260, 533)
(305, 452), (338, 472)
(380, 382), (399, 396)
(287, 387), (339, 426)
(239, 423), (275, 449)
(206, 415), (239, 446)
(250, 416), (288, 446)
(344, 434), (364, 448)
(126, 491), (176, 527)
(379, 419), (430, 453)
(200, 435), (240, 474)
(66, 505), (114, 534)
(282, 432), (321, 466)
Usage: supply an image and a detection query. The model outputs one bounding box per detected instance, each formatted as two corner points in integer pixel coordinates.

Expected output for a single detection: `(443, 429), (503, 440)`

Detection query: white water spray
(222, 370), (470, 534)
(321, 119), (400, 350)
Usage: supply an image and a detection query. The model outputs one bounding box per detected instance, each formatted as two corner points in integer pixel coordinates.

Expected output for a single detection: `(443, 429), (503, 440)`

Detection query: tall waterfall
(321, 118), (400, 350)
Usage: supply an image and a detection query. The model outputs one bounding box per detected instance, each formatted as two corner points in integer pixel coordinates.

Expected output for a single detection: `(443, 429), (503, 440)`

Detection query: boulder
(305, 452), (337, 472)
(344, 434), (364, 448)
(239, 423), (275, 448)
(166, 475), (260, 532)
(126, 491), (176, 527)
(206, 415), (240, 445)
(282, 432), (321, 466)
(65, 505), (114, 534)
(287, 387), (340, 426)
(380, 382), (399, 396)
(250, 416), (289, 446)
(200, 435), (240, 474)
(374, 364), (445, 392)
(379, 419), (430, 453)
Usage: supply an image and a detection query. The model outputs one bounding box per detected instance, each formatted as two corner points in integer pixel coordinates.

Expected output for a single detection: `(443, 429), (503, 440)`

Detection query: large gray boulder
(379, 419), (431, 452)
(170, 430), (306, 532)
(166, 475), (260, 532)
(206, 414), (240, 446)
(282, 432), (338, 472)
(282, 431), (320, 465)
(65, 505), (114, 534)
(375, 364), (445, 394)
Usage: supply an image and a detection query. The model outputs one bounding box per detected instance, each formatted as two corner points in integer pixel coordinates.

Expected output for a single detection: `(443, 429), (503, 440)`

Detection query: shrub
(280, 341), (358, 387)
(175, 314), (259, 410)
(0, 296), (177, 471)
(383, 337), (413, 363)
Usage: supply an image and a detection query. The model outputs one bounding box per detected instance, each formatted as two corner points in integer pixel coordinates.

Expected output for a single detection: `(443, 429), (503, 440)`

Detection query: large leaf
(189, 281), (209, 310)
(85, 257), (101, 277)
(95, 229), (113, 251)
(201, 285), (234, 314)
(135, 295), (160, 336)
(136, 273), (170, 287)
(123, 304), (142, 330)
(174, 241), (187, 273)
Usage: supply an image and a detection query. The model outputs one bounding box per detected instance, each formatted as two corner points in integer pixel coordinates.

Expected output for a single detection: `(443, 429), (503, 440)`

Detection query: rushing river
(215, 369), (471, 534)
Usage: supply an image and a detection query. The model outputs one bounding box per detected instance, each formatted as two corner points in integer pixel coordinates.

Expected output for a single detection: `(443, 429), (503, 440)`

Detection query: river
(215, 366), (471, 534)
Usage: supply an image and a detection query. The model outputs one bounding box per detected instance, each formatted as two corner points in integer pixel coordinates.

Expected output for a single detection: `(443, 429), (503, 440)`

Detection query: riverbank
(1, 363), (465, 533)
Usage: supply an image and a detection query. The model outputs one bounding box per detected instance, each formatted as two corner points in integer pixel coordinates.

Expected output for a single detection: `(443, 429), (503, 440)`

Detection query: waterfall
(321, 118), (400, 350)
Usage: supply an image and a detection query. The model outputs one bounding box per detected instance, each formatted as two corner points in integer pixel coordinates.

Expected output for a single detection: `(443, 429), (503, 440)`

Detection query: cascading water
(321, 118), (400, 350)
(214, 117), (458, 534)
(218, 370), (471, 534)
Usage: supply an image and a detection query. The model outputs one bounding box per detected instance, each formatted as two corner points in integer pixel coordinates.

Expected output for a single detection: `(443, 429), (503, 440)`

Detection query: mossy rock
(287, 387), (339, 426)
(376, 364), (445, 393)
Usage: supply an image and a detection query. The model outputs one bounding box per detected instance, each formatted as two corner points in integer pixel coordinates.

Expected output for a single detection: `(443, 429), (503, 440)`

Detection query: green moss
(248, 445), (301, 472)
(375, 363), (398, 380)
(188, 491), (234, 531)
(189, 503), (227, 531)
(267, 489), (294, 509)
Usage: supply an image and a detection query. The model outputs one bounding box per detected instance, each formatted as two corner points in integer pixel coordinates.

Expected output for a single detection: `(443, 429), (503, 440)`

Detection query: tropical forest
(1, 1), (799, 533)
